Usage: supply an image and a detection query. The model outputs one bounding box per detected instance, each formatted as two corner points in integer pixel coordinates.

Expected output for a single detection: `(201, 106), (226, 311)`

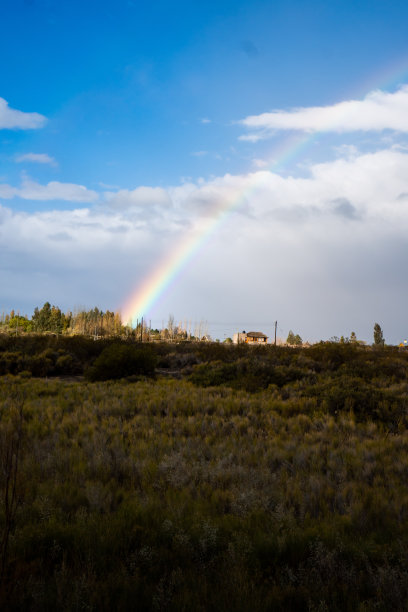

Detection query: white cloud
(191, 151), (208, 157)
(0, 177), (98, 202)
(239, 86), (408, 141)
(101, 148), (408, 227)
(15, 153), (57, 166)
(0, 98), (47, 130)
(332, 144), (359, 158)
(200, 118), (211, 124)
(106, 186), (172, 209)
(0, 184), (17, 199)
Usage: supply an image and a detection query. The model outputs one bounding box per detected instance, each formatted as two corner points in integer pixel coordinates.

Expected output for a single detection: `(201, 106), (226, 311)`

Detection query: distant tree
(287, 330), (302, 346)
(114, 312), (123, 336)
(373, 323), (384, 347)
(62, 311), (71, 332)
(8, 314), (32, 332)
(32, 302), (52, 331)
(168, 314), (175, 340)
(350, 331), (357, 344)
(50, 306), (62, 334)
(31, 307), (39, 331)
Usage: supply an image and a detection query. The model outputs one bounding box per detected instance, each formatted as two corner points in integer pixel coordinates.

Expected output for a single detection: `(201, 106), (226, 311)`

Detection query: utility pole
(274, 321), (277, 346)
(141, 317), (143, 342)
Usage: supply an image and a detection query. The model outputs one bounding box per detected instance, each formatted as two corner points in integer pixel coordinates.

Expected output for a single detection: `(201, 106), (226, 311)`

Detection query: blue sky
(2, 0), (408, 342)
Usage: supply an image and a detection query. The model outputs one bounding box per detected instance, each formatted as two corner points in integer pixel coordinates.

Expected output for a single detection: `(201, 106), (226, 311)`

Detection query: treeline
(0, 302), (124, 336)
(0, 303), (209, 341)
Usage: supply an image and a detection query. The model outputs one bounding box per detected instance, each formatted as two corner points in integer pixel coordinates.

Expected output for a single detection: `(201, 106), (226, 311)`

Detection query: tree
(61, 311), (71, 332)
(32, 302), (51, 332)
(350, 331), (357, 344)
(8, 314), (32, 332)
(287, 330), (302, 346)
(50, 306), (62, 334)
(168, 314), (175, 340)
(373, 323), (384, 347)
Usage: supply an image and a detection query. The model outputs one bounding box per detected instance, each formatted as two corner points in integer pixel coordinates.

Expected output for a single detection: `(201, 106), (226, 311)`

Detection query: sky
(2, 0), (408, 343)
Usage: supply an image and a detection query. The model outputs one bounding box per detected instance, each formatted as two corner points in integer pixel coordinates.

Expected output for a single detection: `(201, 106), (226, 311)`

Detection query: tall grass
(1, 371), (408, 609)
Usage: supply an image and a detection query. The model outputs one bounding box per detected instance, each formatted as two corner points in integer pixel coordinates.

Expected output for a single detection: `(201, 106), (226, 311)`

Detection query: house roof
(247, 331), (268, 338)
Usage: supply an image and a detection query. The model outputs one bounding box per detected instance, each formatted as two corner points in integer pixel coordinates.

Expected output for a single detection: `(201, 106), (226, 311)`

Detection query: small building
(233, 330), (268, 344)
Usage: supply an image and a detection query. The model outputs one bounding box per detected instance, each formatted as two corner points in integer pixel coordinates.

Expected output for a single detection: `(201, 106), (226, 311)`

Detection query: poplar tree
(373, 323), (384, 347)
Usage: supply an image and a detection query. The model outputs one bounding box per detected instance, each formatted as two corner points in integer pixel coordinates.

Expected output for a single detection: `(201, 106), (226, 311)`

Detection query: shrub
(189, 360), (237, 387)
(55, 353), (79, 375)
(29, 354), (54, 377)
(85, 344), (156, 381)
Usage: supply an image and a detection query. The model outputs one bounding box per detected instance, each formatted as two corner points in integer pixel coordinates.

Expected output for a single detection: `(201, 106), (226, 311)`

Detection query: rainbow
(122, 60), (408, 327)
(121, 133), (309, 327)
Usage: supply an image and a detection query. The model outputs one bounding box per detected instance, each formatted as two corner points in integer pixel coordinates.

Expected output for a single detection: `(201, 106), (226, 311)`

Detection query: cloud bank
(0, 177), (98, 202)
(240, 86), (408, 141)
(0, 98), (47, 130)
(106, 186), (172, 209)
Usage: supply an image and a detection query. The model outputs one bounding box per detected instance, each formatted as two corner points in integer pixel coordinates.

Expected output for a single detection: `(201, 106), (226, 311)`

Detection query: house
(233, 331), (268, 344)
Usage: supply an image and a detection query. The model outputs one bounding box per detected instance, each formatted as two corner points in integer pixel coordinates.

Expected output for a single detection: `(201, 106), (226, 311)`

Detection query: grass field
(1, 340), (408, 609)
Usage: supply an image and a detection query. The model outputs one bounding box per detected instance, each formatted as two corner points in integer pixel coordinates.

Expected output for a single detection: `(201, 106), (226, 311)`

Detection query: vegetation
(86, 344), (157, 381)
(286, 330), (302, 346)
(0, 304), (210, 343)
(2, 334), (408, 609)
(374, 322), (385, 347)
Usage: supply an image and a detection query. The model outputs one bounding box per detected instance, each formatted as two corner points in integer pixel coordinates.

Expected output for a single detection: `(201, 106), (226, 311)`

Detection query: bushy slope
(1, 371), (408, 609)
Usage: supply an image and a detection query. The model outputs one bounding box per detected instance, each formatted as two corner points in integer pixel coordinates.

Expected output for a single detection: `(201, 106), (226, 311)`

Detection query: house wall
(233, 332), (268, 344)
(233, 333), (247, 344)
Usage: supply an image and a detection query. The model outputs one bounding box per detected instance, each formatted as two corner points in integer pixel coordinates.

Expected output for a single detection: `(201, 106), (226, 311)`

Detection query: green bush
(0, 351), (25, 375)
(189, 360), (237, 387)
(189, 357), (310, 393)
(54, 352), (82, 375)
(85, 344), (156, 381)
(29, 354), (54, 377)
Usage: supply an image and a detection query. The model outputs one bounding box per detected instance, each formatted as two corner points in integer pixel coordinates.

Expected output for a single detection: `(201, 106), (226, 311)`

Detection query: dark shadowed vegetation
(1, 338), (408, 609)
(86, 344), (157, 381)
